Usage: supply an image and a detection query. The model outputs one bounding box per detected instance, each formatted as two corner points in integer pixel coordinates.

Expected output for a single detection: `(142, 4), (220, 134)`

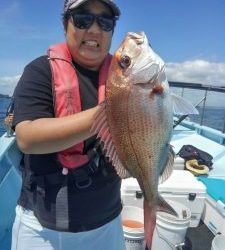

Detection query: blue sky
(0, 0), (225, 96)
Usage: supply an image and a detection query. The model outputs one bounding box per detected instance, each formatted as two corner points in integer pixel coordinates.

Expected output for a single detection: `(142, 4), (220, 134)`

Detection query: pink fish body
(92, 32), (197, 248)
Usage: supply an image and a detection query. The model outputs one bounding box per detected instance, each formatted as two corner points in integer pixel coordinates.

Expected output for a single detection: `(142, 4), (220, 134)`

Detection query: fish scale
(91, 31), (198, 249)
(104, 47), (174, 248)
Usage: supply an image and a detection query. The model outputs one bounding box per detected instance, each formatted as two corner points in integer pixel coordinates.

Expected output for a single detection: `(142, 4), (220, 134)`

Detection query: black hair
(62, 11), (71, 31)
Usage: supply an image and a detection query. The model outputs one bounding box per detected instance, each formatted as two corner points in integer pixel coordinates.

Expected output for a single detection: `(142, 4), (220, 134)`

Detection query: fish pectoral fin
(159, 145), (175, 184)
(90, 102), (130, 179)
(171, 93), (199, 115)
(157, 195), (178, 217)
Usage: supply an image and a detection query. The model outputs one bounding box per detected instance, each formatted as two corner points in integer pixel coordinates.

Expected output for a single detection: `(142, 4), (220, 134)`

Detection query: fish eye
(119, 55), (131, 69)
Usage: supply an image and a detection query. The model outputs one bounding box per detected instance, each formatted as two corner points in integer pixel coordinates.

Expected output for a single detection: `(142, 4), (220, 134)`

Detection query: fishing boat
(0, 82), (225, 250)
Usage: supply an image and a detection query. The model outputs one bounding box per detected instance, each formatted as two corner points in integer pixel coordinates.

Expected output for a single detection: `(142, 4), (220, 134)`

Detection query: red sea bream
(91, 32), (198, 248)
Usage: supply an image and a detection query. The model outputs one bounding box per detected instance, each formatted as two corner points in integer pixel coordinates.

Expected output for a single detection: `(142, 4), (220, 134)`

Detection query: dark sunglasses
(70, 12), (117, 32)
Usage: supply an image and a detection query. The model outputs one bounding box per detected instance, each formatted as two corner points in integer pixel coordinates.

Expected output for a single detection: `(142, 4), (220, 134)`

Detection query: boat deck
(186, 221), (214, 250)
(172, 121), (225, 249)
(0, 120), (225, 250)
(173, 121), (225, 178)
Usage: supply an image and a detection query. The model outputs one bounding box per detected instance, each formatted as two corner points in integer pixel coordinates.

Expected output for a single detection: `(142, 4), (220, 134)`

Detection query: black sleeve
(12, 56), (54, 128)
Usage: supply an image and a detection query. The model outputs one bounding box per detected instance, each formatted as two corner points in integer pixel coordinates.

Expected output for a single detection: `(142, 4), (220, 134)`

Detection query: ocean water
(190, 106), (225, 132)
(0, 97), (225, 136)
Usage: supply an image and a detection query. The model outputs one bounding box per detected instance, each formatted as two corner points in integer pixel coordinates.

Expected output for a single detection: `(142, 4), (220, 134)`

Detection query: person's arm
(15, 105), (100, 154)
(13, 56), (101, 154)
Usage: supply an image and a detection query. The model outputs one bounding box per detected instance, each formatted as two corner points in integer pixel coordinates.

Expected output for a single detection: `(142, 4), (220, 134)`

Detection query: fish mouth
(121, 31), (165, 85)
(127, 31), (145, 45)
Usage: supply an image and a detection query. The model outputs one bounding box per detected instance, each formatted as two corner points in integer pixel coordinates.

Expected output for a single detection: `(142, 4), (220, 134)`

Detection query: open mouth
(82, 40), (99, 48)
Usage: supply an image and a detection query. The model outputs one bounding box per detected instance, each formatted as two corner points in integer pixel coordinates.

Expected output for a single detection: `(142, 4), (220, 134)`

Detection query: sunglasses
(70, 12), (117, 32)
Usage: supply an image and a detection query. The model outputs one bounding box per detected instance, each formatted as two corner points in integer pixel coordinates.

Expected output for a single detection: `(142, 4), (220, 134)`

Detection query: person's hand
(4, 114), (13, 126)
(15, 106), (100, 154)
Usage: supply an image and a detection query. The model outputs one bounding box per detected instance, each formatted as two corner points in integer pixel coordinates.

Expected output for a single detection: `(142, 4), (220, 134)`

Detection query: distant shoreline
(0, 94), (10, 98)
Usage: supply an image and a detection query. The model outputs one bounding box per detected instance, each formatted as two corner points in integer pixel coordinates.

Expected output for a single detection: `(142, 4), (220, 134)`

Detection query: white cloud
(166, 60), (225, 87)
(0, 75), (21, 96)
(165, 60), (225, 107)
(0, 60), (225, 102)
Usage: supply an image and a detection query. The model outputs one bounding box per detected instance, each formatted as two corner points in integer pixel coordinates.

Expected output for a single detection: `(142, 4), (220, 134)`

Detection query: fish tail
(157, 195), (178, 216)
(144, 199), (156, 249)
(143, 196), (178, 249)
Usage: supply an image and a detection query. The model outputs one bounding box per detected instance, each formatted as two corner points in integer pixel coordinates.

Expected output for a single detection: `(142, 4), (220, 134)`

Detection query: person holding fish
(12, 0), (198, 249)
(11, 1), (126, 250)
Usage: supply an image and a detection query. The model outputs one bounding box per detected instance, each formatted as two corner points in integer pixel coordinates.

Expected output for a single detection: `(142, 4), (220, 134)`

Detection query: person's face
(65, 0), (113, 70)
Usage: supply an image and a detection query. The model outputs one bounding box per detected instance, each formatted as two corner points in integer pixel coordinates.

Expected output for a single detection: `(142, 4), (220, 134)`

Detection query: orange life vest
(48, 43), (112, 169)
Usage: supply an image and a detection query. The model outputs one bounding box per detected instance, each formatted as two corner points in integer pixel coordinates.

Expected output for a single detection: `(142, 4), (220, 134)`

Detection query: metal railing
(169, 81), (225, 133)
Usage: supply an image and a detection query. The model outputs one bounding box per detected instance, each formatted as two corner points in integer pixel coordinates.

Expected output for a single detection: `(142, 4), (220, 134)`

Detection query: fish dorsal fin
(158, 145), (175, 184)
(171, 93), (199, 115)
(91, 102), (131, 179)
(157, 195), (178, 217)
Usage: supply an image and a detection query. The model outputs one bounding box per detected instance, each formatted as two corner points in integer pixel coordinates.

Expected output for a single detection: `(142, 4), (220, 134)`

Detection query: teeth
(83, 40), (99, 47)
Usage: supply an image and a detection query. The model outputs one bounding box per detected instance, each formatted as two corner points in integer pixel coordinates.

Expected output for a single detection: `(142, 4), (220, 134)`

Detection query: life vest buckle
(75, 176), (92, 189)
(71, 167), (93, 189)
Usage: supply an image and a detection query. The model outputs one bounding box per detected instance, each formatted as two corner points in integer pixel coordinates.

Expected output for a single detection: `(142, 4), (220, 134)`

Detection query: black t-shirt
(13, 55), (122, 232)
(13, 55), (100, 175)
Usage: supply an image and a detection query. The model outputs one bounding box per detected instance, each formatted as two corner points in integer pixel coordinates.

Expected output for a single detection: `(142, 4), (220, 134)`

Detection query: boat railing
(169, 81), (225, 133)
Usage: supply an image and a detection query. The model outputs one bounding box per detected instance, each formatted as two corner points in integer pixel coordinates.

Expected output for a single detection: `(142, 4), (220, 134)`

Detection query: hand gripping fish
(91, 32), (198, 249)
